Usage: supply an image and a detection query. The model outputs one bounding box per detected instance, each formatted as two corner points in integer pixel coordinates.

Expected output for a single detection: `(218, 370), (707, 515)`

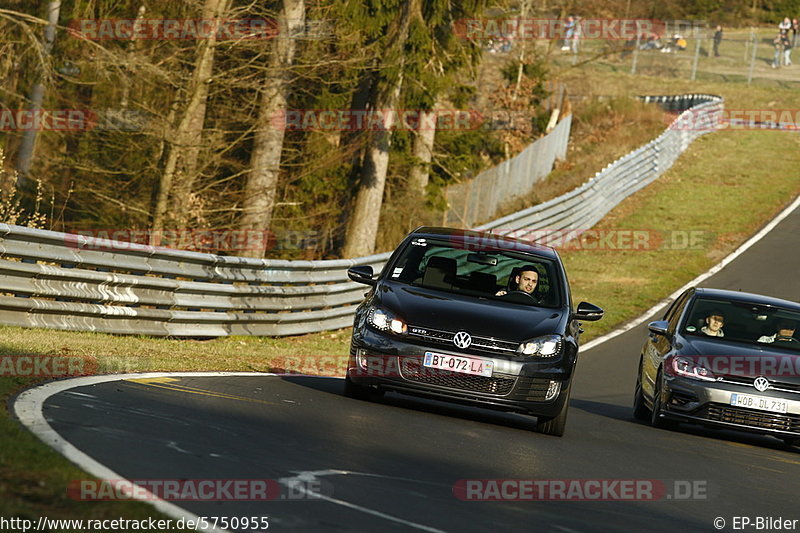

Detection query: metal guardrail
(0, 94), (722, 337)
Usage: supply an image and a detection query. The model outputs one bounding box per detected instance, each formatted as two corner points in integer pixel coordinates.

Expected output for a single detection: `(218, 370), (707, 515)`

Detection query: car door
(641, 290), (693, 397)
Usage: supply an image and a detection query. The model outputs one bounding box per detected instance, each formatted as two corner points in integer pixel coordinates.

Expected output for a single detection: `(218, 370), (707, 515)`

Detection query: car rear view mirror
(467, 253), (498, 266)
(647, 320), (670, 337)
(573, 302), (604, 321)
(347, 265), (376, 286)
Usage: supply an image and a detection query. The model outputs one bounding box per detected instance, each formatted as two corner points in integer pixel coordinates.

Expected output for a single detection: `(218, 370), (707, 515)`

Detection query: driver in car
(758, 319), (799, 344)
(496, 266), (539, 297)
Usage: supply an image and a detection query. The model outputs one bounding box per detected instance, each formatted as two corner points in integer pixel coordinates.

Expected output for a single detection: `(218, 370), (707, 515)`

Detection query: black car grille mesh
(399, 357), (516, 395)
(515, 377), (555, 402)
(407, 326), (518, 354)
(703, 404), (800, 433)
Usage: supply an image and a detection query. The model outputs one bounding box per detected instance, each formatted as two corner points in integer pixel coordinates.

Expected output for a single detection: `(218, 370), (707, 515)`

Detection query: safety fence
(0, 94), (722, 337)
(444, 113), (571, 227)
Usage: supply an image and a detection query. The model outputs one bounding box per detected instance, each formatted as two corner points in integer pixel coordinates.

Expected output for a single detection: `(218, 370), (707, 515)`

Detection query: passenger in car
(701, 311), (725, 337)
(758, 319), (799, 344)
(496, 265), (539, 297)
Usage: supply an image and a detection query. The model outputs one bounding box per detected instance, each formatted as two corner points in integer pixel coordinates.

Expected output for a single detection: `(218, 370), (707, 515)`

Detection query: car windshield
(683, 297), (800, 351)
(385, 236), (563, 307)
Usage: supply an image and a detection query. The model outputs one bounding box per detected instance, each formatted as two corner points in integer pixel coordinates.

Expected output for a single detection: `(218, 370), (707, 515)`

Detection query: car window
(387, 237), (563, 307)
(682, 297), (800, 350)
(664, 290), (691, 327)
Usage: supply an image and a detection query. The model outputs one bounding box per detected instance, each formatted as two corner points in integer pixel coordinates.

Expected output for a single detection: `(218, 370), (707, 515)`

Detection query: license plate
(423, 352), (494, 377)
(730, 393), (788, 414)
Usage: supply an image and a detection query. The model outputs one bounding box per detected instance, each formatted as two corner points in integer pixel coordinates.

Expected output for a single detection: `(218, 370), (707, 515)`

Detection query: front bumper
(348, 328), (573, 417)
(661, 375), (800, 438)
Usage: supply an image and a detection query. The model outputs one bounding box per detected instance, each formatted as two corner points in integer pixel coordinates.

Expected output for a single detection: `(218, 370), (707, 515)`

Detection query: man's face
(516, 270), (539, 294)
(706, 315), (724, 332)
(778, 326), (796, 338)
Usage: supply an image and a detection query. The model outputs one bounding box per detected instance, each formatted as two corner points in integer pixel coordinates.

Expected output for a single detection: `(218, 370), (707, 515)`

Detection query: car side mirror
(347, 265), (377, 286)
(573, 302), (604, 321)
(647, 320), (670, 338)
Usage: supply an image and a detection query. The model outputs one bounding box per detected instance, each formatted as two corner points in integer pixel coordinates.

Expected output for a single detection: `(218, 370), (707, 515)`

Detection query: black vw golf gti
(345, 227), (603, 436)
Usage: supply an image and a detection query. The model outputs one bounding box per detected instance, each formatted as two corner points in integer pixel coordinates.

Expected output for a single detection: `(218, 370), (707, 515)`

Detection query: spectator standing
(783, 30), (793, 65)
(570, 16), (582, 53)
(562, 16), (575, 51)
(713, 25), (723, 57)
(773, 31), (785, 68)
(792, 18), (798, 47)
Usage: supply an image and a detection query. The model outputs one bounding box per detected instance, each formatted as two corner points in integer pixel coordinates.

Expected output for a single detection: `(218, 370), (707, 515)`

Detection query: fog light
(356, 349), (368, 370)
(545, 380), (561, 401)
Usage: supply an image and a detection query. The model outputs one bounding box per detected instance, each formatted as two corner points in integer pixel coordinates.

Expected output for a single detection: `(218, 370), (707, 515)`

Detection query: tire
(650, 369), (674, 430)
(633, 362), (651, 421)
(536, 385), (570, 437)
(343, 374), (383, 401)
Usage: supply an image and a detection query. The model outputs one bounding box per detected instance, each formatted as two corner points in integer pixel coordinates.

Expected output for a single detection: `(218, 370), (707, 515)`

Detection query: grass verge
(2, 70), (800, 524)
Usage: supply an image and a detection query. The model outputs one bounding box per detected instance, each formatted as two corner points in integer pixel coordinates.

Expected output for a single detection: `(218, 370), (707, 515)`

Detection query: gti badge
(453, 331), (472, 349)
(753, 376), (770, 392)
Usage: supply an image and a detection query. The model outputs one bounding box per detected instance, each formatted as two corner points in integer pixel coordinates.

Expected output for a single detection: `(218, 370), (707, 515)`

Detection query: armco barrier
(0, 94), (722, 336)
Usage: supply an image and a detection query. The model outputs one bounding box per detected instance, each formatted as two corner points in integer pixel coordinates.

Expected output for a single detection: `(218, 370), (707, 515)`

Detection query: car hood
(683, 336), (800, 384)
(374, 282), (566, 342)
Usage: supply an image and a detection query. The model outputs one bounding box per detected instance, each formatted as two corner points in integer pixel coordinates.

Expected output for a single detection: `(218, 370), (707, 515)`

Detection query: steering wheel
(503, 290), (539, 303)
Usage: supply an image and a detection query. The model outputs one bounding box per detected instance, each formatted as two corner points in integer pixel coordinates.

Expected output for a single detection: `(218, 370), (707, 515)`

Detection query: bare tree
(151, 0), (230, 240)
(15, 0), (61, 189)
(238, 0), (305, 258)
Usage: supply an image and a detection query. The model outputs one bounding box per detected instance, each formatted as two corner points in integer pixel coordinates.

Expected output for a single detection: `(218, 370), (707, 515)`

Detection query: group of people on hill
(772, 17), (799, 68)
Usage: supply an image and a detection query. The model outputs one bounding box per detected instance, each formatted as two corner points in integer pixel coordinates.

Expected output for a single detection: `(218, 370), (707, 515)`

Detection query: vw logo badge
(453, 331), (472, 349)
(753, 376), (770, 392)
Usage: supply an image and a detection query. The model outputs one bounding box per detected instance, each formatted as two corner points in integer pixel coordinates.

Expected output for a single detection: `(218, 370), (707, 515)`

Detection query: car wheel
(633, 362), (651, 421)
(650, 369), (674, 430)
(536, 385), (570, 437)
(783, 437), (800, 448)
(343, 374), (383, 401)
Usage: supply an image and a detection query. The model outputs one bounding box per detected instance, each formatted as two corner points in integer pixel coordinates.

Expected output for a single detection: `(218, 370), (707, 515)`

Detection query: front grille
(718, 376), (800, 394)
(702, 404), (800, 432)
(407, 325), (518, 354)
(398, 357), (516, 395)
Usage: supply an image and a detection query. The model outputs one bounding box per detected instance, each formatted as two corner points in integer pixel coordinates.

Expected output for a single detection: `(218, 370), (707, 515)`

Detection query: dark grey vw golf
(344, 226), (603, 436)
(635, 287), (800, 447)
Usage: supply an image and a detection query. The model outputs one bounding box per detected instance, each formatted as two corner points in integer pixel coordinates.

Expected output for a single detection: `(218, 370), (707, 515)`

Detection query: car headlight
(517, 335), (562, 357)
(666, 356), (716, 382)
(367, 307), (407, 335)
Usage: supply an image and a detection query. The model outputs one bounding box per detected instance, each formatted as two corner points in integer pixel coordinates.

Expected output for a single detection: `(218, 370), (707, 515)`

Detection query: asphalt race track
(17, 202), (800, 532)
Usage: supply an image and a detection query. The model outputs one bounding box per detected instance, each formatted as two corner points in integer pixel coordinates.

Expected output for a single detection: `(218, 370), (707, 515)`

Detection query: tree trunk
(341, 71), (404, 258)
(342, 0), (416, 258)
(16, 0), (61, 191)
(409, 106), (438, 195)
(238, 0), (306, 258)
(151, 0), (229, 241)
